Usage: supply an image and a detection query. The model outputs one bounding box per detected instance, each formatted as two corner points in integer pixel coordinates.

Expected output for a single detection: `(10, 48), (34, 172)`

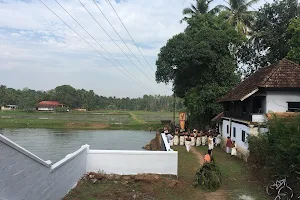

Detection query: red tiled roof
(218, 59), (300, 102)
(37, 101), (63, 106)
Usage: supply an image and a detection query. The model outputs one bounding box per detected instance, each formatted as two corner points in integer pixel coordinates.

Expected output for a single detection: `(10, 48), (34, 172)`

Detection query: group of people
(163, 126), (238, 164)
(164, 127), (221, 153)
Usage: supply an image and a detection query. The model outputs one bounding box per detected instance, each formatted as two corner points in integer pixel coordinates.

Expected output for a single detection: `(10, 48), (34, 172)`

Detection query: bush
(194, 162), (222, 191)
(55, 107), (69, 112)
(248, 116), (300, 186)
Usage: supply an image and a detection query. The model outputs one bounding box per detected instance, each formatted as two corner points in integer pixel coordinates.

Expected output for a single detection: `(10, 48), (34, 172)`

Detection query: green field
(0, 110), (179, 130)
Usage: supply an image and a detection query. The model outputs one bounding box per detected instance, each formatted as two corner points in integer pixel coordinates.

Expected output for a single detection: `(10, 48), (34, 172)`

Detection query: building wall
(86, 150), (178, 175)
(1, 106), (12, 111)
(0, 134), (88, 200)
(221, 119), (250, 160)
(266, 91), (300, 112)
(37, 107), (54, 111)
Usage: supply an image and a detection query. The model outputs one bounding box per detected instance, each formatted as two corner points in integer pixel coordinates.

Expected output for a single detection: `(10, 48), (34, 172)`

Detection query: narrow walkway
(190, 146), (227, 200)
(190, 147), (204, 166)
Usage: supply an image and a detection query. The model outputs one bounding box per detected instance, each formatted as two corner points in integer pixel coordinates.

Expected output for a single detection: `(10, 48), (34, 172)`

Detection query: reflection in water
(0, 129), (155, 163)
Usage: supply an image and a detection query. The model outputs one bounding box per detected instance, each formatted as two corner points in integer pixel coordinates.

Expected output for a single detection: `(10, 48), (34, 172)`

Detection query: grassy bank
(0, 110), (176, 130)
(196, 146), (269, 200)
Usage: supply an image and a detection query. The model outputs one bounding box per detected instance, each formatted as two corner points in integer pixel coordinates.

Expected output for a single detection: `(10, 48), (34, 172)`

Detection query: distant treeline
(0, 85), (185, 111)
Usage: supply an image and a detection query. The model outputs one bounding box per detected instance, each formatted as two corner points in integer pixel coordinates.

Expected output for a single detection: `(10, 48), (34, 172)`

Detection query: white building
(215, 59), (300, 160)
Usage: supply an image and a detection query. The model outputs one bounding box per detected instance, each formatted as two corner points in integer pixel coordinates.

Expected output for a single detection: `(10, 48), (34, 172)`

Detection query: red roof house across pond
(36, 101), (64, 111)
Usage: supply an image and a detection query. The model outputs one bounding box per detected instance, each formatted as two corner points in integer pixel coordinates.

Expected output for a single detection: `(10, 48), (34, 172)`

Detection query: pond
(0, 128), (155, 163)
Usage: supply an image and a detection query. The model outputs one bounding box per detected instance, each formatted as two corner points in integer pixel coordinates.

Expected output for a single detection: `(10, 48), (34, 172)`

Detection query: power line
(38, 0), (150, 93)
(77, 0), (156, 84)
(106, 0), (156, 73)
(92, 0), (155, 79)
(92, 0), (172, 91)
(53, 0), (150, 92)
(104, 0), (171, 90)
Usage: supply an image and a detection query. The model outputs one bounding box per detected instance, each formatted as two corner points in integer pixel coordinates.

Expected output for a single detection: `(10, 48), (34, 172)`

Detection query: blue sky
(0, 0), (272, 97)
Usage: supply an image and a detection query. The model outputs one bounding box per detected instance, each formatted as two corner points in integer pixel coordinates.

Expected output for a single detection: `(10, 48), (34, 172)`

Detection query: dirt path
(190, 147), (227, 200)
(190, 147), (204, 166)
(129, 112), (146, 124)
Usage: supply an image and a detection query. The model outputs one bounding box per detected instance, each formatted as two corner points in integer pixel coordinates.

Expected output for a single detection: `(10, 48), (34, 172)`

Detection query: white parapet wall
(0, 132), (178, 200)
(86, 150), (178, 175)
(0, 134), (88, 200)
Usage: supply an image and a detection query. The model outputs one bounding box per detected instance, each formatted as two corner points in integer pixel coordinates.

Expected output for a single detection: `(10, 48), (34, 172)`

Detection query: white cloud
(0, 0), (269, 97)
(0, 0), (181, 97)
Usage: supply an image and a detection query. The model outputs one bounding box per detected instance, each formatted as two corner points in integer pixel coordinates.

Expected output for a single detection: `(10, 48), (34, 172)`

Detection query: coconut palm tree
(180, 0), (220, 23)
(215, 0), (258, 35)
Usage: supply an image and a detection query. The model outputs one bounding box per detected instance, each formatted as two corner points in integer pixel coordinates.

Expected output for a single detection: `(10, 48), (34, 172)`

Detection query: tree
(237, 0), (299, 75)
(156, 14), (244, 126)
(216, 0), (258, 35)
(286, 18), (300, 64)
(180, 0), (219, 23)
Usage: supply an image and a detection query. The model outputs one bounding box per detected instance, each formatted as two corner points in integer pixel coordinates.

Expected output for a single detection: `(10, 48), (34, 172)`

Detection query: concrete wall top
(0, 134), (52, 167)
(51, 144), (89, 172)
(161, 133), (171, 151)
(88, 149), (175, 155)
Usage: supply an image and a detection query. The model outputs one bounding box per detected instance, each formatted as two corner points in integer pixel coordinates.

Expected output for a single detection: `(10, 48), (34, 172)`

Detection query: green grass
(0, 110), (176, 130)
(196, 146), (270, 200)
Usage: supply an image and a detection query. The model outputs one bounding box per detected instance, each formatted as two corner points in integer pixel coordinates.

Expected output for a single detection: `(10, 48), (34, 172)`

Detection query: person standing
(185, 135), (191, 152)
(166, 133), (173, 144)
(231, 141), (237, 157)
(226, 137), (232, 154)
(208, 134), (214, 152)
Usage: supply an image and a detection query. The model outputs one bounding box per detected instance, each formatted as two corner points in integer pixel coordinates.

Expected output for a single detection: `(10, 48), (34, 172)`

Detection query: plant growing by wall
(248, 115), (300, 186)
(194, 162), (222, 191)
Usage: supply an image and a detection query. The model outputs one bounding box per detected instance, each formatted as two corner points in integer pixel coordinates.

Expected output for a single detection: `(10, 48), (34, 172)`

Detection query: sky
(0, 0), (272, 98)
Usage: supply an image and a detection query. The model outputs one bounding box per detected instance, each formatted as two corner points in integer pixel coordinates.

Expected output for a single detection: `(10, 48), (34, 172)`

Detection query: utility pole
(173, 92), (176, 129)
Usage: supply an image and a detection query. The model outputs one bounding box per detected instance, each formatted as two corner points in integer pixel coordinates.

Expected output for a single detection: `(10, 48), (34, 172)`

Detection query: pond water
(0, 129), (155, 163)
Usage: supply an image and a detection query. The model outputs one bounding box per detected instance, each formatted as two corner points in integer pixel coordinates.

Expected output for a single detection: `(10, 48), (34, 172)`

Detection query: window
(242, 130), (246, 142)
(287, 102), (300, 112)
(233, 127), (236, 137)
(227, 125), (229, 134)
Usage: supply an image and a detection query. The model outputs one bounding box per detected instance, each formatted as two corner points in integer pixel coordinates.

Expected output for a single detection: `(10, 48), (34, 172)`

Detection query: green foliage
(180, 0), (220, 23)
(215, 0), (258, 35)
(287, 18), (300, 64)
(237, 0), (299, 75)
(248, 116), (300, 184)
(55, 107), (69, 112)
(0, 85), (185, 112)
(194, 162), (222, 191)
(185, 84), (229, 127)
(156, 14), (244, 127)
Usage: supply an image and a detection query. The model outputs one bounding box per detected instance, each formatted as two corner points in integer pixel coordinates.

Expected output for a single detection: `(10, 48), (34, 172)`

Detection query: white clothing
(185, 141), (191, 152)
(196, 137), (201, 146)
(226, 147), (231, 154)
(173, 135), (179, 145)
(190, 137), (195, 146)
(208, 137), (214, 150)
(231, 144), (237, 156)
(215, 135), (221, 146)
(201, 136), (207, 146)
(179, 136), (185, 146)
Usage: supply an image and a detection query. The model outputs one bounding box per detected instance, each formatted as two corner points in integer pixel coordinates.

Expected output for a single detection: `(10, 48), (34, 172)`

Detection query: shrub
(194, 162), (222, 191)
(248, 116), (300, 186)
(55, 107), (69, 112)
